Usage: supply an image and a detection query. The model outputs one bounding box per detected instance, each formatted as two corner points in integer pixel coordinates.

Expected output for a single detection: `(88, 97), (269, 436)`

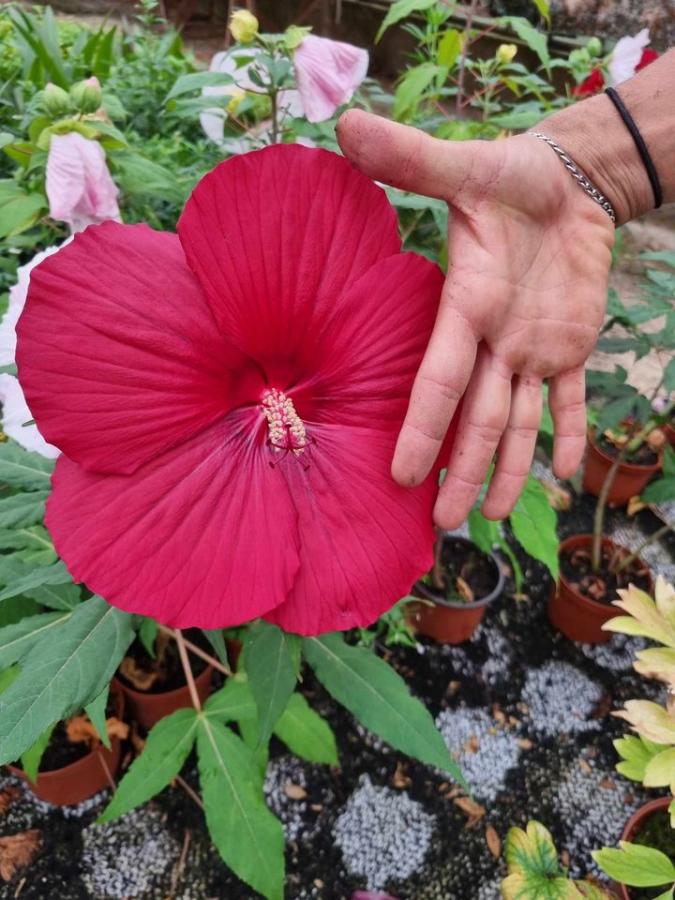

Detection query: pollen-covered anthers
(261, 388), (307, 458)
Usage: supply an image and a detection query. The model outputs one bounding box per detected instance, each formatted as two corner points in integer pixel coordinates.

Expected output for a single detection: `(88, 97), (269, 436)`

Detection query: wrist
(539, 93), (653, 227)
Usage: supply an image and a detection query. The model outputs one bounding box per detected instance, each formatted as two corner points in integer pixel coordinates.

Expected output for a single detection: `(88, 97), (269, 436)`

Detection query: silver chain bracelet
(526, 131), (617, 225)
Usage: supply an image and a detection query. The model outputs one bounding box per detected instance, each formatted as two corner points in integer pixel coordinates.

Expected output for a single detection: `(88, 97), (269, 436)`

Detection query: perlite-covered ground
(0, 492), (672, 900)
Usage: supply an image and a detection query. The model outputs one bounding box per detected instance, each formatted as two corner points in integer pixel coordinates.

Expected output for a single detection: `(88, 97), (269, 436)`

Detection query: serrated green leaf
(202, 628), (229, 668)
(642, 477), (675, 504)
(165, 70), (235, 101)
(24, 580), (81, 611)
(437, 29), (462, 68)
(393, 62), (442, 119)
(197, 716), (285, 900)
(510, 475), (558, 579)
(644, 746), (675, 788)
(20, 722), (56, 783)
(593, 842), (675, 887)
(245, 623), (299, 743)
(0, 595), (134, 764)
(376, 0), (438, 41)
(274, 692), (338, 766)
(303, 633), (466, 785)
(0, 610), (71, 668)
(0, 525), (55, 564)
(99, 708), (199, 822)
(85, 685), (111, 749)
(0, 560), (73, 603)
(204, 677), (257, 722)
(137, 617), (157, 657)
(0, 491), (48, 528)
(468, 509), (499, 552)
(0, 441), (54, 490)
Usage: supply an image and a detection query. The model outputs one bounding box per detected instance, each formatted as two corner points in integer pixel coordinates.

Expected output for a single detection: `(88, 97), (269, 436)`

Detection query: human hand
(337, 109), (615, 528)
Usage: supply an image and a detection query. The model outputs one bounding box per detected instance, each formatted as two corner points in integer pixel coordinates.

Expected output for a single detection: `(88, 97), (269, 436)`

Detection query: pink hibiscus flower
(46, 132), (120, 233)
(294, 34), (369, 123)
(16, 145), (445, 635)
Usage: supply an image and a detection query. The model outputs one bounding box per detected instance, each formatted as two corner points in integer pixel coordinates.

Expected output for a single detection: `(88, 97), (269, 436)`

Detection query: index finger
(392, 300), (477, 487)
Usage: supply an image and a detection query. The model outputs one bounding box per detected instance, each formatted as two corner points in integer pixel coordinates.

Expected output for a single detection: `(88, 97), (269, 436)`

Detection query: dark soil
(39, 723), (89, 771)
(597, 434), (660, 467)
(431, 537), (500, 603)
(117, 629), (208, 694)
(31, 693), (120, 772)
(631, 809), (675, 900)
(560, 542), (651, 605)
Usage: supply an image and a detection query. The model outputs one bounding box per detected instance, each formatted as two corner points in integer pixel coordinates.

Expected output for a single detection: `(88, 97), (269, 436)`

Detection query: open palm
(338, 109), (615, 528)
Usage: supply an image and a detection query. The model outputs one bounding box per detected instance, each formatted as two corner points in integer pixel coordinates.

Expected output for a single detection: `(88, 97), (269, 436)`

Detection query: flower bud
(586, 37), (603, 57)
(225, 86), (246, 116)
(70, 77), (102, 114)
(43, 83), (73, 118)
(229, 9), (259, 44)
(495, 43), (517, 65)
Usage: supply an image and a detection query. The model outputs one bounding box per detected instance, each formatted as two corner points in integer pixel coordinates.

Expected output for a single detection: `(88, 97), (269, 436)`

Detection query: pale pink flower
(294, 34), (368, 123)
(46, 132), (120, 233)
(609, 28), (651, 85)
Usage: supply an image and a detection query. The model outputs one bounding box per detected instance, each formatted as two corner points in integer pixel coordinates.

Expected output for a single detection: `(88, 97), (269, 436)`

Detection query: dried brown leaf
(578, 759), (592, 775)
(0, 831), (41, 882)
(462, 736), (480, 754)
(454, 796), (486, 827)
(119, 656), (162, 691)
(392, 762), (411, 790)
(517, 738), (533, 750)
(283, 782), (307, 801)
(0, 788), (19, 817)
(485, 825), (501, 858)
(456, 577), (474, 603)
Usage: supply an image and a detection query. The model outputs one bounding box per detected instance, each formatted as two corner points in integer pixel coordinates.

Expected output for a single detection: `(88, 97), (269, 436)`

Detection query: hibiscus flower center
(261, 388), (307, 457)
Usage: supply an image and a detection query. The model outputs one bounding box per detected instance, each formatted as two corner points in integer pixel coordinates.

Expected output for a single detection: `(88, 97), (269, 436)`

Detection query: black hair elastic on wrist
(605, 86), (663, 209)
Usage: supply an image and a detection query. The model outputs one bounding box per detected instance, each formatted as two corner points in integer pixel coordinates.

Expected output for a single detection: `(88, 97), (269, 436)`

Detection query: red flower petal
(46, 414), (300, 627)
(297, 252), (444, 429)
(264, 425), (437, 635)
(572, 67), (605, 97)
(636, 48), (658, 71)
(17, 222), (240, 475)
(177, 145), (400, 379)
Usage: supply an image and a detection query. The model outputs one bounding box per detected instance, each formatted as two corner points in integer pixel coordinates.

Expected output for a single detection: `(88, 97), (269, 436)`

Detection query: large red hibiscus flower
(17, 145), (445, 635)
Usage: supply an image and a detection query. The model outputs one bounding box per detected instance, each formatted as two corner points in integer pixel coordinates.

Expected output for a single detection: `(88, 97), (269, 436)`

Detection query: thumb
(336, 108), (470, 201)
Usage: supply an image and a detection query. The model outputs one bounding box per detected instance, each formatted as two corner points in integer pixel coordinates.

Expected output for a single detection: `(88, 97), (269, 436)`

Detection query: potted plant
(409, 473), (558, 644)
(113, 625), (214, 730)
(583, 258), (675, 507)
(592, 578), (675, 899)
(8, 688), (127, 806)
(549, 443), (674, 643)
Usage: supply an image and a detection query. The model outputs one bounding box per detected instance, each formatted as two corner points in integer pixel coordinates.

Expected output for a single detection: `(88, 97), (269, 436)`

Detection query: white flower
(609, 28), (651, 86)
(0, 374), (58, 458)
(0, 243), (65, 367)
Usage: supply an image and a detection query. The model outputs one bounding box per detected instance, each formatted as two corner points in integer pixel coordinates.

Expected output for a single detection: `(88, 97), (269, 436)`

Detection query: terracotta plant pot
(583, 433), (661, 507)
(618, 796), (672, 900)
(407, 537), (505, 644)
(9, 690), (124, 806)
(114, 662), (213, 731)
(548, 535), (653, 644)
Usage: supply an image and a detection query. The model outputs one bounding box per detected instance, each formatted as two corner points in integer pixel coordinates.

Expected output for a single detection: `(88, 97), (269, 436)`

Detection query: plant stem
(591, 442), (628, 572)
(158, 624), (232, 676)
(455, 0), (478, 114)
(270, 88), (279, 144)
(431, 529), (445, 590)
(175, 629), (202, 711)
(175, 774), (204, 810)
(613, 522), (673, 574)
